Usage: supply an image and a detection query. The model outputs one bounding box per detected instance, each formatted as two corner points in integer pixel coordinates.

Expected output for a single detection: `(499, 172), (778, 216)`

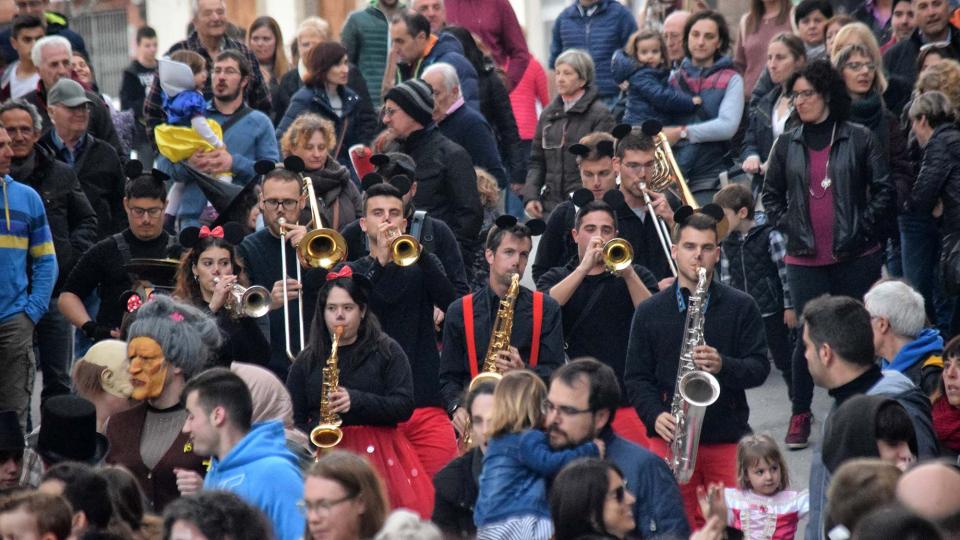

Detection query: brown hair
(248, 16), (290, 80)
(576, 131), (617, 162)
(736, 433), (790, 491)
(488, 370), (548, 439)
(304, 41), (348, 88)
(307, 451), (389, 538)
(916, 59), (960, 110)
(280, 113), (336, 159)
(826, 459), (901, 534)
(475, 167), (499, 209)
(624, 29), (668, 69)
(0, 491), (73, 540)
(746, 0), (792, 32)
(169, 49), (206, 75)
(172, 236), (243, 308)
(713, 183), (755, 220)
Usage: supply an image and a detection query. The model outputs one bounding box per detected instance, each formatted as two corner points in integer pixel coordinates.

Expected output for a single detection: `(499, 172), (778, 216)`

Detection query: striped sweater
(0, 175), (56, 324)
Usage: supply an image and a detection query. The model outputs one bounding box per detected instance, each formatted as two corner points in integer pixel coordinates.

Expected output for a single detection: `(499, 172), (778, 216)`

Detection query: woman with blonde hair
(302, 451), (390, 540)
(916, 59), (960, 110)
(473, 370), (603, 540)
(280, 113), (362, 230)
(831, 22), (912, 114)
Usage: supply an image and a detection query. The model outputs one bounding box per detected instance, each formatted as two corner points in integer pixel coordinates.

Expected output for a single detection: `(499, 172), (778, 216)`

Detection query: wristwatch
(679, 127), (689, 140)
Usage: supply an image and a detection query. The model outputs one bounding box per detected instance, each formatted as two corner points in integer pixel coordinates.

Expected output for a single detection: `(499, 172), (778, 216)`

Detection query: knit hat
(384, 79), (435, 127)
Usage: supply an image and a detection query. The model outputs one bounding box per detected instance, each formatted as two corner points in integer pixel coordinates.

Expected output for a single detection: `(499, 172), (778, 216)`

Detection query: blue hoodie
(881, 328), (944, 373)
(204, 421), (305, 540)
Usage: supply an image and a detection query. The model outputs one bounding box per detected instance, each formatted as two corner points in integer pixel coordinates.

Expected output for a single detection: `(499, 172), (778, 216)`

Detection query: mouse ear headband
(673, 203), (729, 240)
(178, 222), (245, 249)
(493, 214), (545, 236)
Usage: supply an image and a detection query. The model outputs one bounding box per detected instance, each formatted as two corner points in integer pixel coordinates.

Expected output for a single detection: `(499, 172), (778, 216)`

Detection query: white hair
(192, 0), (226, 15)
(297, 16), (330, 41)
(373, 510), (441, 540)
(31, 35), (71, 67)
(864, 280), (927, 338)
(421, 62), (460, 92)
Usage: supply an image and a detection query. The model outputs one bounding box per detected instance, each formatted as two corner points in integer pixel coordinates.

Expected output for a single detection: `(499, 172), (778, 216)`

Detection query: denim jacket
(474, 429), (598, 526)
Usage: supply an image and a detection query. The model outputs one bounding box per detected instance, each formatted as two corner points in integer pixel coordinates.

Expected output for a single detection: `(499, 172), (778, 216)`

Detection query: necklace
(809, 122), (836, 199)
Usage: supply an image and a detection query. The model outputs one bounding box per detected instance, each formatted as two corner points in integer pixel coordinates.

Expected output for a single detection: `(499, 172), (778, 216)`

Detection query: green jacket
(341, 1), (403, 106)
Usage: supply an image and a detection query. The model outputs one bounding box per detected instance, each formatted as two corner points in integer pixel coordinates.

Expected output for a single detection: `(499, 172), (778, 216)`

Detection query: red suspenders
(462, 290), (543, 379)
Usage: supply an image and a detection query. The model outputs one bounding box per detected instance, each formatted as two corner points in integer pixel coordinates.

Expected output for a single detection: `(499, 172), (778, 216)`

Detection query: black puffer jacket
(762, 121), (896, 259)
(477, 58), (525, 184)
(15, 145), (97, 292)
(910, 123), (960, 234)
(432, 443), (481, 537)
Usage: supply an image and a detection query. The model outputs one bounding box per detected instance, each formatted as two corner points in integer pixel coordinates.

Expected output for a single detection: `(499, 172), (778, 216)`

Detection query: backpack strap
(219, 105), (253, 133)
(463, 293), (478, 379)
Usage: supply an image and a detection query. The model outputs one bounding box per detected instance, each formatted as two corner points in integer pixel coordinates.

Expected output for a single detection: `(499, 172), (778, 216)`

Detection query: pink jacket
(509, 58), (550, 141)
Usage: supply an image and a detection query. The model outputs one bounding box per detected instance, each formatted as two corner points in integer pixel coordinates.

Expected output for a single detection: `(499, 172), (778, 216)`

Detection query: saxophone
(310, 325), (344, 450)
(668, 267), (721, 484)
(468, 273), (520, 390)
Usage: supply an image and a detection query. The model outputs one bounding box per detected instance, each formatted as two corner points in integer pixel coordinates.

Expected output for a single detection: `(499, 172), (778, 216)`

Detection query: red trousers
(648, 437), (738, 529)
(611, 406), (651, 448)
(398, 406), (458, 478)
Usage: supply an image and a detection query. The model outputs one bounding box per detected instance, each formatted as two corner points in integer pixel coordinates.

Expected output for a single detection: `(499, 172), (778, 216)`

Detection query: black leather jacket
(762, 121), (896, 260)
(910, 123), (960, 234)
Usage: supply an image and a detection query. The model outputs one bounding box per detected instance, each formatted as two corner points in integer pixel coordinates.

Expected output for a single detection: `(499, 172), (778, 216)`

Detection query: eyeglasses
(129, 206), (163, 218)
(843, 61), (877, 72)
(381, 106), (399, 119)
(213, 67), (241, 76)
(541, 399), (593, 418)
(296, 494), (356, 516)
(262, 198), (299, 210)
(607, 480), (629, 503)
(621, 161), (657, 173)
(790, 89), (818, 103)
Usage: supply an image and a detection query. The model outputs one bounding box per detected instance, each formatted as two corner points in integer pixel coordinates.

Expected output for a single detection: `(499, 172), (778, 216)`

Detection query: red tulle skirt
(337, 425), (435, 518)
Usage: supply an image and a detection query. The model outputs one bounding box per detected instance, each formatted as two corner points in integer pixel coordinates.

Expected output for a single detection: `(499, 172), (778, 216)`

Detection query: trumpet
(310, 325), (344, 450)
(212, 277), (270, 318)
(602, 238), (633, 273)
(384, 227), (420, 267)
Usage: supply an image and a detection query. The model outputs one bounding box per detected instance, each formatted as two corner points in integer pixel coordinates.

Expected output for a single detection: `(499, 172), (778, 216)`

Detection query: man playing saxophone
(440, 216), (565, 438)
(624, 206), (769, 529)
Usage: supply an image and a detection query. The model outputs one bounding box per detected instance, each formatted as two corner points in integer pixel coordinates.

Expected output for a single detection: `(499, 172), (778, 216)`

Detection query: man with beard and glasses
(0, 98), (96, 402)
(156, 51), (278, 229)
(544, 359), (689, 539)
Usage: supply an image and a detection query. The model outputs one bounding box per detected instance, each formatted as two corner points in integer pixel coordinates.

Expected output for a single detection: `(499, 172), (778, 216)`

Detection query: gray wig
(127, 295), (222, 381)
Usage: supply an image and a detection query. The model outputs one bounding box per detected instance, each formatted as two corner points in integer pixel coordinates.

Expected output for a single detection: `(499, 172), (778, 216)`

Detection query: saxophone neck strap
(462, 290), (543, 379)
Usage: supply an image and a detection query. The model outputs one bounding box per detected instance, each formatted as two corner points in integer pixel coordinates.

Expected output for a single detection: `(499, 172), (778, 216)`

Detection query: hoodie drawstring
(2, 178), (10, 231)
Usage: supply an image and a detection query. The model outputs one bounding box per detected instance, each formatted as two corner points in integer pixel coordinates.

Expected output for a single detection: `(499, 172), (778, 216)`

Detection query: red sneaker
(785, 412), (813, 450)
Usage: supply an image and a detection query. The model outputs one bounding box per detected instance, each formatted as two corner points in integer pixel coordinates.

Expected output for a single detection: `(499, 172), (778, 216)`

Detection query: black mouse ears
(178, 222), (245, 249)
(602, 189), (625, 210)
(124, 160), (169, 183)
(571, 188), (593, 207)
(641, 120), (664, 137)
(360, 173), (413, 196)
(253, 156), (307, 177)
(494, 214), (545, 236)
(569, 140), (615, 159)
(283, 155), (306, 174)
(673, 204), (729, 238)
(254, 160), (277, 176)
(572, 188), (626, 210)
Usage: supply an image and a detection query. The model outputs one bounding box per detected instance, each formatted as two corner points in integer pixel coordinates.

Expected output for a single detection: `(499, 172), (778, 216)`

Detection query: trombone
(212, 277), (270, 318)
(279, 173), (350, 361)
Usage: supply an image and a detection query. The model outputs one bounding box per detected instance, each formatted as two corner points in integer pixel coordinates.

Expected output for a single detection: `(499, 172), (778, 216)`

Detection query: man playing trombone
(342, 180), (458, 478)
(236, 166), (324, 379)
(536, 200), (658, 447)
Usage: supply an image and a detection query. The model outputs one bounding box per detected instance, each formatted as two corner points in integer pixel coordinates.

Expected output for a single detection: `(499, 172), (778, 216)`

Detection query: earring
(193, 274), (199, 282)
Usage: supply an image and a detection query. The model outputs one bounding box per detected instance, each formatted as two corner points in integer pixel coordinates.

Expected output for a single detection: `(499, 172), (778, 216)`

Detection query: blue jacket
(550, 0), (638, 99)
(474, 429), (599, 526)
(157, 102), (280, 227)
(604, 433), (690, 539)
(204, 421), (305, 540)
(438, 102), (509, 188)
(399, 33), (480, 111)
(275, 83), (377, 168)
(882, 328), (944, 373)
(0, 175), (56, 323)
(611, 49), (697, 126)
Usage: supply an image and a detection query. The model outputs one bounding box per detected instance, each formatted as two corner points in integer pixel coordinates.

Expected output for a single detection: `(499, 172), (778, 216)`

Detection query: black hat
(184, 164), (259, 227)
(0, 410), (25, 451)
(28, 395), (109, 465)
(384, 79), (435, 127)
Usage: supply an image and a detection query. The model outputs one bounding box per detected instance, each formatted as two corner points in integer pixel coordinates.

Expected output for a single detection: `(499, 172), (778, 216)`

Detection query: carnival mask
(127, 336), (169, 401)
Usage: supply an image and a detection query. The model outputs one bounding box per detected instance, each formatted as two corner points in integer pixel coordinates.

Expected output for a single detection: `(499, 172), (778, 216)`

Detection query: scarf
(306, 159), (350, 228)
(849, 91), (888, 147)
(933, 396), (960, 453)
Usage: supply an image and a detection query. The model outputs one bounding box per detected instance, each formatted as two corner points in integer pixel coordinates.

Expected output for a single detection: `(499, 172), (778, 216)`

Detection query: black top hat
(123, 258), (181, 289)
(184, 165), (259, 227)
(0, 410), (25, 451)
(28, 395), (108, 465)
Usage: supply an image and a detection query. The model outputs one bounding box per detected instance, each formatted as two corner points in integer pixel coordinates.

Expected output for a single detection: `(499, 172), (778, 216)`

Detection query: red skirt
(337, 425), (435, 518)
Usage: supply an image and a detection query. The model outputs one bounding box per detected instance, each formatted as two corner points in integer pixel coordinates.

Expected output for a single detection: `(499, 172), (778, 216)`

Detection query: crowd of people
(0, 0), (958, 538)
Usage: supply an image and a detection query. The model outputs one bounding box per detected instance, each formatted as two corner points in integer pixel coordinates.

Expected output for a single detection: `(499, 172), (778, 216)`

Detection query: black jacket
(398, 126), (483, 249)
(741, 85), (799, 163)
(477, 59), (525, 185)
(910, 123), (960, 234)
(624, 281), (770, 444)
(25, 83), (123, 159)
(286, 336), (415, 433)
(38, 131), (127, 241)
(275, 83), (377, 166)
(15, 145), (97, 293)
(761, 121), (896, 259)
(432, 446), (481, 537)
(883, 28), (960, 91)
(273, 63), (374, 128)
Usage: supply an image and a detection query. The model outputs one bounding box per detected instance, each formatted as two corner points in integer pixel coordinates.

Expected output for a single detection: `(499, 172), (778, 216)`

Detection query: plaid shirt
(143, 31), (272, 137)
(719, 213), (793, 310)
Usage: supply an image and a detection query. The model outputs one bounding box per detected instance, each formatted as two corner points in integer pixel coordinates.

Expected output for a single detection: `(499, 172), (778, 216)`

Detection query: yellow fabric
(0, 235), (28, 250)
(29, 241), (56, 258)
(924, 354), (944, 370)
(154, 120), (224, 163)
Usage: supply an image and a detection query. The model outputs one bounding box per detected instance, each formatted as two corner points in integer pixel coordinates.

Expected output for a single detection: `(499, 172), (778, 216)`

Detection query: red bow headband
(326, 266), (353, 281)
(199, 225), (224, 239)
